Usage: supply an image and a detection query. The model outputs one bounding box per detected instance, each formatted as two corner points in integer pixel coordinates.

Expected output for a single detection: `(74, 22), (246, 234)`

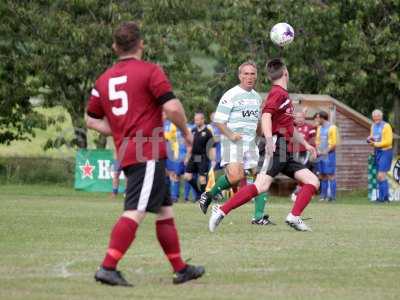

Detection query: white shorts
(220, 139), (259, 170)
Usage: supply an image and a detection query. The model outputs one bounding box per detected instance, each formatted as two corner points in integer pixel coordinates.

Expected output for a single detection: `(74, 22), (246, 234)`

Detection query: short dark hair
(113, 21), (141, 52)
(195, 111), (205, 117)
(266, 58), (286, 81)
(318, 110), (329, 120)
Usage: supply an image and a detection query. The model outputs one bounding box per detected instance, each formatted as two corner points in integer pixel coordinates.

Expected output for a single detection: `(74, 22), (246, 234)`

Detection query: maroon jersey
(288, 123), (316, 152)
(262, 85), (294, 140)
(87, 58), (175, 167)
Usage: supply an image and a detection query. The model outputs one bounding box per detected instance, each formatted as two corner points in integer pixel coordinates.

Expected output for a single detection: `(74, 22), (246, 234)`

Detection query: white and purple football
(270, 23), (295, 47)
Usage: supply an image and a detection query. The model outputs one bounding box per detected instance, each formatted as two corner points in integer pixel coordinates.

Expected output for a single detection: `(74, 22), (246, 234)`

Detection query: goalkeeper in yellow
(199, 61), (272, 225)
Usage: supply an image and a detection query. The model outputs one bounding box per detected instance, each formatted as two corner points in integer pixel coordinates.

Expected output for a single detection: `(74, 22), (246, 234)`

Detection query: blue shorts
(166, 159), (185, 175)
(375, 149), (393, 172)
(318, 151), (336, 175)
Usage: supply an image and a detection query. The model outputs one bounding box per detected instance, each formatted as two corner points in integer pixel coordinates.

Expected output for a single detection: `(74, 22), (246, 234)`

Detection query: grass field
(1, 185), (400, 300)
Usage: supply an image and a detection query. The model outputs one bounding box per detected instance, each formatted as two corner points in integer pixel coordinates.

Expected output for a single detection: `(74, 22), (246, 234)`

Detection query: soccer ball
(270, 23), (295, 47)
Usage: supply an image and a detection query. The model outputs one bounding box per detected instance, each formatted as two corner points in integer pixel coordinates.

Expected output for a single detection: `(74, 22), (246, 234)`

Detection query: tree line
(1, 0), (399, 151)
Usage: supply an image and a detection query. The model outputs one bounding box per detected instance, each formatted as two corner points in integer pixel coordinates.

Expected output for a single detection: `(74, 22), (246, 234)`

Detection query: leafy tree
(2, 0), (213, 148)
(2, 0), (398, 153)
(201, 0), (399, 146)
(0, 1), (46, 145)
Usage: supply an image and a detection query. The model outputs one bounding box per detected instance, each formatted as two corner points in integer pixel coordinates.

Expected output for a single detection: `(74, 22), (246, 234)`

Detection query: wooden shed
(268, 94), (373, 195)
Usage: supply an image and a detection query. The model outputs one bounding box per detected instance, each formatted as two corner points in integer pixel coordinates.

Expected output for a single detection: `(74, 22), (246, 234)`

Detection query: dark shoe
(199, 192), (213, 214)
(173, 264), (205, 284)
(251, 214), (276, 225)
(94, 267), (133, 287)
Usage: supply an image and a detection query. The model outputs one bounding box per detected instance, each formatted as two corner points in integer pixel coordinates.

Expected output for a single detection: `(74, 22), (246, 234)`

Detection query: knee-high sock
(254, 192), (268, 220)
(156, 218), (187, 273)
(102, 217), (138, 270)
(320, 179), (328, 198)
(328, 179), (336, 199)
(184, 180), (191, 200)
(170, 180), (180, 200)
(210, 175), (232, 197)
(200, 183), (206, 193)
(382, 179), (389, 200)
(220, 184), (259, 215)
(291, 184), (317, 216)
(378, 179), (389, 201)
(188, 178), (201, 195)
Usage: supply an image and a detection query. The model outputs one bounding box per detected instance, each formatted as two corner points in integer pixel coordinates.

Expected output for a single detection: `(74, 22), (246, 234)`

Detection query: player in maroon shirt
(209, 58), (319, 232)
(288, 111), (317, 201)
(86, 21), (204, 287)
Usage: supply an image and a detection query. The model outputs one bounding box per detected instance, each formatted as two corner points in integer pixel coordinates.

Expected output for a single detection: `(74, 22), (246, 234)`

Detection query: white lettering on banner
(97, 159), (126, 180)
(98, 160), (111, 179)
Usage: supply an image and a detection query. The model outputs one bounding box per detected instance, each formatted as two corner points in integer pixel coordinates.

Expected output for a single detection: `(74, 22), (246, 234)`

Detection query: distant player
(184, 112), (215, 198)
(111, 154), (124, 198)
(200, 61), (271, 225)
(184, 122), (199, 202)
(163, 113), (186, 202)
(209, 58), (319, 232)
(86, 21), (204, 286)
(289, 111), (317, 201)
(315, 111), (339, 201)
(367, 109), (393, 202)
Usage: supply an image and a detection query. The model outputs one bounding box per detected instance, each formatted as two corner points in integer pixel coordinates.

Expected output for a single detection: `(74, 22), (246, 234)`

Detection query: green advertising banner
(74, 149), (126, 192)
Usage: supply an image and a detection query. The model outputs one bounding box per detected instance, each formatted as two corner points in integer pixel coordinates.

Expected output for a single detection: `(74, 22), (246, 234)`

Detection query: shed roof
(290, 94), (373, 129)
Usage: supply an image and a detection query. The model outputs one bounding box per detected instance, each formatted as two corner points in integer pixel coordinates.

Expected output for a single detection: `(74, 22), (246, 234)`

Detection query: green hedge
(0, 156), (74, 185)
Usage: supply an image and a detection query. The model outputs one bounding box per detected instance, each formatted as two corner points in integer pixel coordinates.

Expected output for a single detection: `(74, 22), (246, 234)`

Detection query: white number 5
(109, 76), (128, 116)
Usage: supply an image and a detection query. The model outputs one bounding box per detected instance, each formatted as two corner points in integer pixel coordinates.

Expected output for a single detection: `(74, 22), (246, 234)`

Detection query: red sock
(156, 218), (187, 273)
(102, 217), (138, 270)
(291, 184), (317, 216)
(220, 184), (258, 215)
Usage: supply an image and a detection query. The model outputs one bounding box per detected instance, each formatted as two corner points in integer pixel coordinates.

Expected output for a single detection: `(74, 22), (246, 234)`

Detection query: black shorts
(258, 136), (306, 179)
(185, 154), (210, 176)
(123, 160), (172, 213)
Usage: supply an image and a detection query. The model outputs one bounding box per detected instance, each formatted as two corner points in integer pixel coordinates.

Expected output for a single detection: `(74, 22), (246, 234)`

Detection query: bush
(0, 156), (74, 185)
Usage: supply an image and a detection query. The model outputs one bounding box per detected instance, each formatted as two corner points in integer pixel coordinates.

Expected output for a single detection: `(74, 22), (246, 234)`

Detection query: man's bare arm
(215, 122), (241, 142)
(85, 115), (112, 136)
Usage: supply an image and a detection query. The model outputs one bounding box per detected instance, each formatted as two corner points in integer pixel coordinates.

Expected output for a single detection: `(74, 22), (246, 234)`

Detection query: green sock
(210, 175), (231, 197)
(254, 192), (268, 220)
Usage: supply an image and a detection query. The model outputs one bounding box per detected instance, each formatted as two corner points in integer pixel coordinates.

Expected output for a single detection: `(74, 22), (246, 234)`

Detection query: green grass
(1, 185), (400, 300)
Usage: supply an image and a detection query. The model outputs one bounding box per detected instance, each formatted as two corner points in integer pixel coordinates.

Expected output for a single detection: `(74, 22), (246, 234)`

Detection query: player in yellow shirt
(367, 109), (393, 202)
(163, 113), (186, 202)
(315, 111), (339, 201)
